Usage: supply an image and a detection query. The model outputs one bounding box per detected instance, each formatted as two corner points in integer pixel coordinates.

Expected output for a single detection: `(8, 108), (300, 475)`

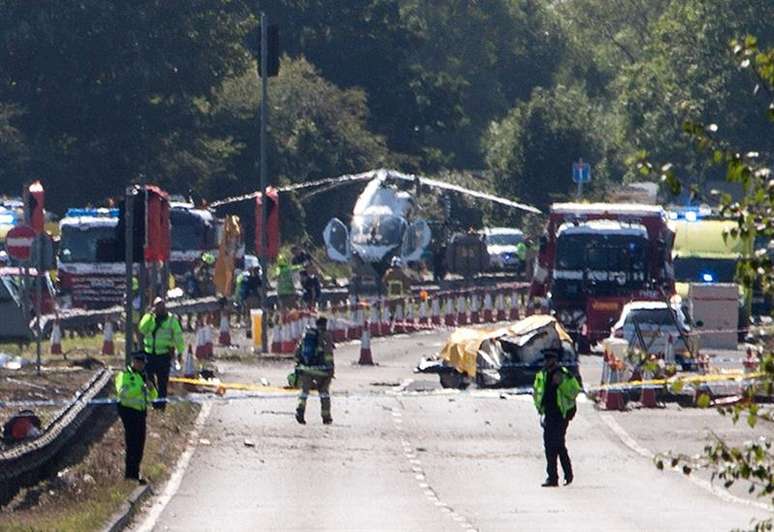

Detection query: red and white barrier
(444, 297), (456, 327)
(495, 292), (506, 322)
(456, 294), (468, 325)
(431, 298), (441, 326)
(599, 352), (626, 411)
(218, 313), (231, 346)
(394, 303), (406, 334)
(50, 321), (63, 355)
(358, 322), (374, 365)
(509, 292), (520, 321)
(101, 321), (115, 356)
(405, 299), (417, 333)
(369, 304), (381, 337)
(195, 324), (213, 359)
(380, 300), (391, 336)
(183, 345), (196, 377)
(270, 320), (282, 353)
(482, 292), (494, 323)
(470, 292), (480, 324)
(418, 299), (429, 327)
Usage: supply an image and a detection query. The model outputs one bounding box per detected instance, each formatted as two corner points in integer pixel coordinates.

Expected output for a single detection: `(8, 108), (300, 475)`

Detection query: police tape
(1, 372), (769, 410)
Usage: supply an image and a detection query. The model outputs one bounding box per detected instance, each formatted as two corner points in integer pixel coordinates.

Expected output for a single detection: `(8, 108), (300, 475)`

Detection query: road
(131, 331), (771, 532)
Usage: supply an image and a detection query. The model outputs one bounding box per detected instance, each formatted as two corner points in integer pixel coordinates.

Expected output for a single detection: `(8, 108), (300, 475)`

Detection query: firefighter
(294, 316), (335, 425)
(275, 254), (302, 311)
(533, 349), (581, 487)
(138, 297), (185, 411)
(115, 352), (157, 482)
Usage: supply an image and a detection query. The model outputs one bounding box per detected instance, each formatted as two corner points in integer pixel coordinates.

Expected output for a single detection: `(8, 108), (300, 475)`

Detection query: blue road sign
(572, 160), (591, 183)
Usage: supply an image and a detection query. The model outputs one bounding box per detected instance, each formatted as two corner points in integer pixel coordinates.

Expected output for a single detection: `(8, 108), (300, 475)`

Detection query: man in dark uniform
(533, 349), (581, 487)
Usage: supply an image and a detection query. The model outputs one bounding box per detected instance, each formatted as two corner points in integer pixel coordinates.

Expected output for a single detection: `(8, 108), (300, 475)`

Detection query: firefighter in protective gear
(294, 316), (335, 425)
(115, 352), (158, 482)
(138, 297), (185, 410)
(533, 349), (581, 487)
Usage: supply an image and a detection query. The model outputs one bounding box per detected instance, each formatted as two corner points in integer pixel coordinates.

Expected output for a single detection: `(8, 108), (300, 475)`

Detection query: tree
(210, 56), (391, 242)
(635, 36), (773, 530)
(0, 103), (28, 194)
(484, 85), (617, 209)
(0, 0), (253, 211)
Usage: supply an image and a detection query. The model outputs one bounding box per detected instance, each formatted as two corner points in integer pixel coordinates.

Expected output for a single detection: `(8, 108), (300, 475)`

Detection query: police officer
(138, 297), (185, 410)
(115, 352), (157, 482)
(533, 349), (581, 487)
(294, 317), (335, 425)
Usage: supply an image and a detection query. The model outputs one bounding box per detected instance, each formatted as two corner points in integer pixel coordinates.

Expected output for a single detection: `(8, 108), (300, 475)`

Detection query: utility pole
(259, 13), (270, 353)
(124, 186), (134, 365)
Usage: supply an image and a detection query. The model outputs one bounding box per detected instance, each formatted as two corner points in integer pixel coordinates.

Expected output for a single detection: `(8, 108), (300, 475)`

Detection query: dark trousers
(297, 373), (332, 420)
(145, 353), (171, 409)
(543, 416), (572, 482)
(118, 405), (146, 479)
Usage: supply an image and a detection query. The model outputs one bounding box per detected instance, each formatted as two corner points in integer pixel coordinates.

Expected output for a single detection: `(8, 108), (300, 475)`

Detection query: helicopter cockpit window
(351, 215), (404, 246)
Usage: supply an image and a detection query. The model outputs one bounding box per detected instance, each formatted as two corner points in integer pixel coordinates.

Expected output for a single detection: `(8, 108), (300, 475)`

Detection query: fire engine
(530, 203), (675, 352)
(57, 208), (124, 309)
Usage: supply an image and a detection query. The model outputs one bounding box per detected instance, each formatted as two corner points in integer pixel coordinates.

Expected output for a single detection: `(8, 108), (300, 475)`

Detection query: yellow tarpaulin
(439, 314), (571, 378)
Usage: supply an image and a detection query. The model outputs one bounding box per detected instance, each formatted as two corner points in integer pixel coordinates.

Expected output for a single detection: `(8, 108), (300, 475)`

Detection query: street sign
(572, 159), (591, 183)
(6, 225), (36, 261)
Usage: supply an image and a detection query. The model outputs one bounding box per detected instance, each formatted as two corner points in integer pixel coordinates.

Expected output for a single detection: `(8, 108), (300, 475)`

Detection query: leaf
(747, 412), (758, 428)
(682, 465), (692, 476)
(656, 460), (664, 471)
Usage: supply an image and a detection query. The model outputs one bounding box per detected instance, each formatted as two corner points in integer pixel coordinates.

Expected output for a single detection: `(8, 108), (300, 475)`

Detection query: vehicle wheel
(439, 371), (468, 390)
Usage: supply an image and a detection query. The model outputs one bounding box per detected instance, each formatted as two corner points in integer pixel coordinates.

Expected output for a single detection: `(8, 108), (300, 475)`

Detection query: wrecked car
(416, 314), (579, 389)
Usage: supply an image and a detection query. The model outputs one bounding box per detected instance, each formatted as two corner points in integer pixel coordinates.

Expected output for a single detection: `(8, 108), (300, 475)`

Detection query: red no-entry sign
(6, 224), (36, 261)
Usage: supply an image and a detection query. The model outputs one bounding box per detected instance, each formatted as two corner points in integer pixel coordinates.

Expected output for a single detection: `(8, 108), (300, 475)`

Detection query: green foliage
(640, 35), (774, 528)
(484, 85), (616, 209)
(0, 0), (254, 211)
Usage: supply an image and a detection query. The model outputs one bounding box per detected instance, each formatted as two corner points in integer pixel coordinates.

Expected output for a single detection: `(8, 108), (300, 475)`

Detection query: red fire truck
(530, 202), (675, 352)
(57, 186), (171, 309)
(57, 208), (124, 309)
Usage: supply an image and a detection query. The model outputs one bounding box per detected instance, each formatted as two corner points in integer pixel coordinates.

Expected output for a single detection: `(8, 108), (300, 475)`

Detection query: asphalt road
(131, 331), (771, 532)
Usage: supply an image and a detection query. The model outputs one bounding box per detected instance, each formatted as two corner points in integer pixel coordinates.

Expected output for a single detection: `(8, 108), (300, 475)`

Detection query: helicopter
(211, 169), (540, 289)
(284, 169), (540, 285)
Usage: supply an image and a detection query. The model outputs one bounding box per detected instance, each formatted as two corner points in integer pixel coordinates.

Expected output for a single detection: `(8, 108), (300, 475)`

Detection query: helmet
(277, 254), (289, 267)
(390, 256), (403, 268)
(244, 255), (259, 270)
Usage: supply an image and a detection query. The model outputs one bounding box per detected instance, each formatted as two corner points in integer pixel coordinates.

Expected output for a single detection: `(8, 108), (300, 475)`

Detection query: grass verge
(0, 401), (200, 532)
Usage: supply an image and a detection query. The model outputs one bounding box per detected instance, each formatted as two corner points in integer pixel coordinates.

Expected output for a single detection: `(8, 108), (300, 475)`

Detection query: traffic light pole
(124, 187), (134, 365)
(259, 13), (270, 354)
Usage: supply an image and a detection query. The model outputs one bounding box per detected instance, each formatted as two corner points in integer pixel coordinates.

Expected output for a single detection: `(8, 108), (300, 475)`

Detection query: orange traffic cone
(50, 321), (63, 355)
(101, 321), (115, 355)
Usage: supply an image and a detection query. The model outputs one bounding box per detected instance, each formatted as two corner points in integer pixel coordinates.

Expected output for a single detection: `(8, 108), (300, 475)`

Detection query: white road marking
(134, 401), (212, 532)
(599, 412), (773, 513)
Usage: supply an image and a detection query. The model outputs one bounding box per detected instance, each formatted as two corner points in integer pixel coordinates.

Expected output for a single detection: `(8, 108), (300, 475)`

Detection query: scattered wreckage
(416, 314), (579, 389)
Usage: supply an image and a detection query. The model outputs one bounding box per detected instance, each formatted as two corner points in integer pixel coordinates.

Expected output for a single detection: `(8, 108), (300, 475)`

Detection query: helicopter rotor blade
(384, 171), (541, 214)
(210, 171), (378, 207)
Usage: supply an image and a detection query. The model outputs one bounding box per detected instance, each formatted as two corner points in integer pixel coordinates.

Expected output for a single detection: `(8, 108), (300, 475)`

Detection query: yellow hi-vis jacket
(138, 313), (185, 355)
(115, 368), (158, 411)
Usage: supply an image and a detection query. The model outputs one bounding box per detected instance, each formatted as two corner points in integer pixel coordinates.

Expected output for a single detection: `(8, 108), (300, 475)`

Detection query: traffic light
(258, 24), (280, 77)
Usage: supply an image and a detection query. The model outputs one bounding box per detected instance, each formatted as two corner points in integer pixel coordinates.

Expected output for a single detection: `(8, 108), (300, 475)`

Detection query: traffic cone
(509, 292), (520, 321)
(358, 323), (374, 365)
(456, 294), (468, 325)
(50, 321), (63, 355)
(640, 385), (658, 408)
(483, 292), (494, 323)
(601, 354), (626, 411)
(101, 321), (115, 355)
(470, 292), (481, 324)
(218, 313), (231, 346)
(496, 292), (506, 322)
(444, 297), (456, 327)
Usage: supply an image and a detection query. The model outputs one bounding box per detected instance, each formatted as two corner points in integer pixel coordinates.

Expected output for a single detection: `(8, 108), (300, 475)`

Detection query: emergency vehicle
(530, 203), (675, 352)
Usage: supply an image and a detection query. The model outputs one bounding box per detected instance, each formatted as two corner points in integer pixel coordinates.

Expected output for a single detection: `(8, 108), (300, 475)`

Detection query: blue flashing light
(701, 272), (714, 282)
(65, 208), (119, 218)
